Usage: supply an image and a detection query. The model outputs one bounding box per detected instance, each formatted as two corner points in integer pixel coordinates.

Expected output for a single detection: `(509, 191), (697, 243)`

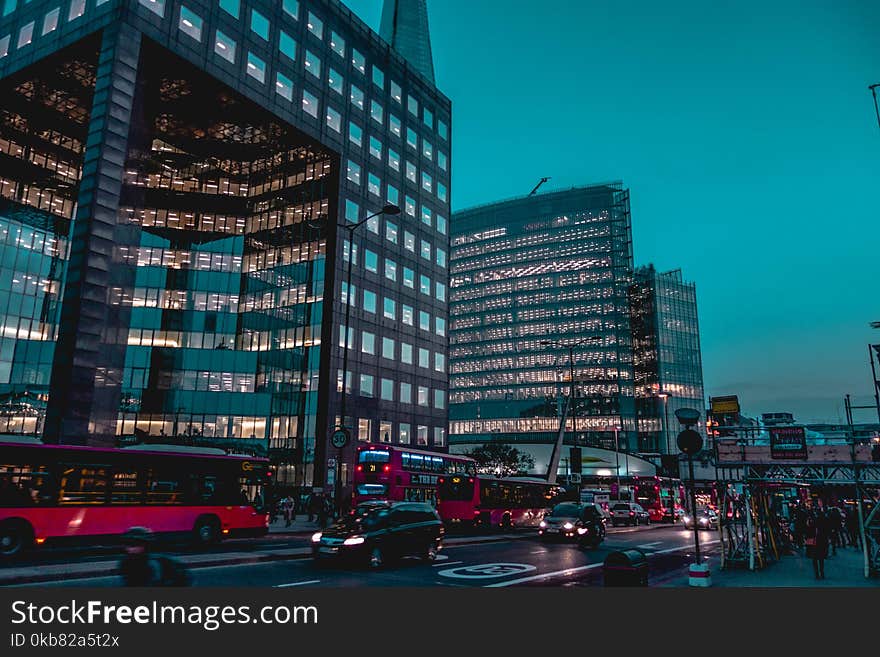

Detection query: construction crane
(528, 177), (551, 196)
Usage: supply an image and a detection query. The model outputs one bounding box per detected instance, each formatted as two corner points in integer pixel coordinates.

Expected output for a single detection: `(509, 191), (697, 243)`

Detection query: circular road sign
(330, 428), (350, 449)
(677, 428), (703, 455)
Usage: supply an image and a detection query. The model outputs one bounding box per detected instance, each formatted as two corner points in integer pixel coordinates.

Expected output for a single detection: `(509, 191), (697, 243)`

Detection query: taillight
(439, 477), (445, 484)
(468, 477), (474, 483)
(383, 464), (391, 472)
(356, 465), (363, 472)
(629, 512), (635, 516)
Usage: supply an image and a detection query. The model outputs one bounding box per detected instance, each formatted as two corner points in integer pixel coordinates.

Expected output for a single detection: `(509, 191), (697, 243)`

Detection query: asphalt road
(12, 526), (720, 588)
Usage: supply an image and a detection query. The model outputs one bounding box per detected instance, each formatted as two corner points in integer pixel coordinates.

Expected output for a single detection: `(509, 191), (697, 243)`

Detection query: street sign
(677, 428), (703, 455)
(710, 395), (740, 415)
(769, 426), (807, 459)
(327, 458), (337, 467)
(330, 428), (349, 449)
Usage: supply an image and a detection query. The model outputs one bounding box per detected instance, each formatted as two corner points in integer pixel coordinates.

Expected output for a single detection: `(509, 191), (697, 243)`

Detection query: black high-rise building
(0, 0), (451, 495)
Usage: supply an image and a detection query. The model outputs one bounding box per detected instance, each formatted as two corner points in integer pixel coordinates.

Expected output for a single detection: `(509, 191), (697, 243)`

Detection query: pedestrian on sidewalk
(845, 507), (861, 548)
(804, 506), (830, 580)
(827, 506), (843, 555)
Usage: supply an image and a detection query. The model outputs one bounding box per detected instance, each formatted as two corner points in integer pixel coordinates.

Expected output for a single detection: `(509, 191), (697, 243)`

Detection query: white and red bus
(0, 439), (271, 558)
(353, 445), (476, 508)
(437, 474), (563, 529)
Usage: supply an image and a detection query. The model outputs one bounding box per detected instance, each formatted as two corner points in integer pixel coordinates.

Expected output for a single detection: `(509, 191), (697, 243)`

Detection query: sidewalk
(658, 543), (879, 587)
(268, 514), (322, 535)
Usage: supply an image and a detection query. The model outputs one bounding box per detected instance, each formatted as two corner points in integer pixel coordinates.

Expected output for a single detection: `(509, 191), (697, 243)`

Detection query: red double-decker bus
(0, 439), (271, 558)
(437, 475), (563, 529)
(632, 476), (685, 523)
(353, 445), (476, 508)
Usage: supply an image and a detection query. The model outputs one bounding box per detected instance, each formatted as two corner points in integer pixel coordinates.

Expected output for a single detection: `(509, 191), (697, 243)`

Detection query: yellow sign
(711, 397), (740, 414)
(241, 461), (253, 472)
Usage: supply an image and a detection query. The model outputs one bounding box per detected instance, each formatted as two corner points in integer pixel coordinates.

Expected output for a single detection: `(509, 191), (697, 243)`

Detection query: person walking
(804, 506), (830, 580)
(827, 506), (843, 555)
(284, 495), (295, 527)
(846, 506), (861, 549)
(119, 527), (190, 587)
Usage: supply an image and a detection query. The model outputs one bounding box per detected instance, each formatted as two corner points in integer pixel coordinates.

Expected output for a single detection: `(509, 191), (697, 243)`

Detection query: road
(7, 526), (719, 588)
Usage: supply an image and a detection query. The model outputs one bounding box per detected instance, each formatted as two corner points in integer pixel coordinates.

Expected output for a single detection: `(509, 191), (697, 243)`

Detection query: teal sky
(348, 0), (880, 424)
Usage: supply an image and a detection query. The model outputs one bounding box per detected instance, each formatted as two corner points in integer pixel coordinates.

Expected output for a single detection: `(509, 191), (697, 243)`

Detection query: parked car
(312, 502), (443, 568)
(683, 508), (718, 530)
(538, 502), (606, 547)
(610, 502), (650, 527)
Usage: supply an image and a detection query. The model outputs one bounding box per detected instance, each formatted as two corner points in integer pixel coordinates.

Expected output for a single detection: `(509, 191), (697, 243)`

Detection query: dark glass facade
(0, 0), (451, 496)
(448, 185), (637, 462)
(630, 265), (705, 454)
(379, 0), (434, 84)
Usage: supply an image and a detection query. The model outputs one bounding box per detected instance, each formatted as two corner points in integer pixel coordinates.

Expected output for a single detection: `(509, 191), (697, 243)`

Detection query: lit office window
(407, 95), (418, 117)
(214, 30), (236, 63)
(275, 72), (293, 101)
(42, 8), (59, 35)
(0, 36), (9, 59)
(358, 418), (371, 441)
(326, 106), (341, 132)
(307, 12), (323, 39)
(139, 0), (163, 17)
(401, 343), (413, 365)
(246, 52), (265, 83)
(421, 172), (432, 193)
(405, 196), (416, 217)
(383, 297), (396, 320)
(423, 140), (433, 161)
(352, 48), (365, 74)
(420, 206), (431, 227)
(387, 148), (400, 172)
(386, 184), (399, 207)
(402, 305), (413, 326)
(328, 68), (343, 95)
(367, 214), (379, 233)
(369, 136), (382, 160)
(250, 9), (269, 40)
(279, 30), (296, 61)
(417, 388), (429, 408)
(382, 338), (395, 360)
(340, 281), (356, 306)
(435, 282), (446, 301)
(386, 220), (398, 244)
(351, 85), (364, 111)
(420, 240), (431, 260)
(17, 22), (33, 48)
(406, 128), (418, 150)
(403, 267), (414, 289)
(302, 90), (319, 118)
(178, 6), (202, 41)
(361, 331), (375, 355)
(419, 311), (430, 331)
(305, 50), (321, 78)
(348, 121), (362, 147)
(68, 0), (85, 19)
(380, 422), (392, 442)
(368, 173), (381, 197)
(419, 275), (430, 296)
(434, 428), (446, 447)
(417, 426), (429, 445)
(330, 31), (345, 57)
(219, 0), (238, 19)
(390, 115), (401, 138)
(406, 161), (416, 183)
(346, 160), (361, 186)
(381, 379), (394, 402)
(282, 0), (298, 20)
(390, 81), (402, 104)
(364, 249), (378, 273)
(370, 100), (383, 125)
(384, 259), (397, 282)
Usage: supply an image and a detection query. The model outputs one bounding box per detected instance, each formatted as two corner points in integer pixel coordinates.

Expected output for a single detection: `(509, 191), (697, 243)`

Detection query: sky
(346, 0), (880, 424)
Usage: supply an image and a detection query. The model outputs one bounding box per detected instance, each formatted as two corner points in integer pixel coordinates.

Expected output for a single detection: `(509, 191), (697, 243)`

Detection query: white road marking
(274, 579), (320, 588)
(433, 560), (463, 568)
(637, 542), (662, 549)
(438, 563), (537, 579)
(433, 553), (450, 561)
(530, 550), (547, 554)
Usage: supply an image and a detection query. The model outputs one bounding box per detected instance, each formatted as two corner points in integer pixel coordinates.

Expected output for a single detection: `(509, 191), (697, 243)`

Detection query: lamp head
(674, 407), (701, 427)
(381, 204), (402, 216)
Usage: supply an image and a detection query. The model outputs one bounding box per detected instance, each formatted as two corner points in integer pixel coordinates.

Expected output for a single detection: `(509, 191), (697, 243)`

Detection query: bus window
(145, 468), (184, 505)
(110, 468), (141, 505)
(359, 450), (391, 464)
(0, 463), (52, 506)
(356, 483), (388, 497)
(438, 475), (473, 501)
(58, 465), (108, 505)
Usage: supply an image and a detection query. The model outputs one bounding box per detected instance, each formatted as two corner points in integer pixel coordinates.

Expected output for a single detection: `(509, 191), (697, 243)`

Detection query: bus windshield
(358, 450), (390, 464)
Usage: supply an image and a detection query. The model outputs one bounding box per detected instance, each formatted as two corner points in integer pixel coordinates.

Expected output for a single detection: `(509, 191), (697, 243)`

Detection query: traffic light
(569, 447), (582, 474)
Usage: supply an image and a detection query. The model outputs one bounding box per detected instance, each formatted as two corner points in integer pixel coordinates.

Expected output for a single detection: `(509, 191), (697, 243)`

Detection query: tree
(464, 440), (535, 476)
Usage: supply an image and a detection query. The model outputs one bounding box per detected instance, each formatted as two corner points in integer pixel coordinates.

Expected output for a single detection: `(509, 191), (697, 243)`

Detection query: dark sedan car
(312, 502), (443, 568)
(538, 502), (606, 548)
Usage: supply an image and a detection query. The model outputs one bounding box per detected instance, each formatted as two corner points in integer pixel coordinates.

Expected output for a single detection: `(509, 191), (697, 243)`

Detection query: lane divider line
(274, 580), (320, 588)
(433, 560), (463, 568)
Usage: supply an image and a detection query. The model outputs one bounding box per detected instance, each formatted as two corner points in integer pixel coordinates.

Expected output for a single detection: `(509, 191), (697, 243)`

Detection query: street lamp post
(674, 407), (710, 586)
(333, 204), (400, 515)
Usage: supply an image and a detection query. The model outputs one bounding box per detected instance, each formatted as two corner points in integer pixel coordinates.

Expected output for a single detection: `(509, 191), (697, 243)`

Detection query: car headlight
(563, 522), (574, 530)
(311, 532), (323, 543)
(699, 517), (708, 524)
(577, 527), (589, 535)
(682, 516), (690, 524)
(343, 536), (365, 546)
(539, 520), (547, 528)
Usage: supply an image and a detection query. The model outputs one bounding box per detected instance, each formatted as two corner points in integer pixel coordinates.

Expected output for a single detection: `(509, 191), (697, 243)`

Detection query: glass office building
(0, 0), (451, 494)
(630, 265), (705, 454)
(448, 185), (637, 468)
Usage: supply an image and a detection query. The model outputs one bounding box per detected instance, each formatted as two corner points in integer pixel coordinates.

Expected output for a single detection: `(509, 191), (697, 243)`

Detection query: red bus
(0, 440), (270, 558)
(437, 474), (563, 529)
(353, 445), (477, 508)
(632, 476), (685, 523)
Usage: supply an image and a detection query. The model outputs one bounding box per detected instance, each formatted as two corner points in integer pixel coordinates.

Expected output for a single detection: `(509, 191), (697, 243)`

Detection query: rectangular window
(367, 211), (379, 234)
(435, 317), (446, 337)
(370, 136), (382, 160)
(386, 185), (399, 207)
(338, 325), (354, 349)
(390, 115), (401, 138)
(0, 36), (9, 59)
(383, 297), (396, 320)
(302, 90), (319, 118)
(358, 418), (371, 441)
(399, 385), (412, 406)
(250, 9), (269, 40)
(361, 331), (375, 355)
(439, 119), (448, 140)
(359, 374), (374, 398)
(372, 66), (384, 89)
(408, 95), (419, 117)
(418, 348), (429, 368)
(347, 160), (361, 186)
(423, 140), (433, 161)
(345, 199), (360, 223)
(379, 421), (393, 443)
(214, 31), (236, 64)
(385, 220), (398, 244)
(436, 247), (447, 268)
(436, 214), (447, 235)
(435, 282), (446, 302)
(330, 31), (345, 58)
(305, 50), (321, 78)
(404, 232), (415, 252)
(178, 6), (202, 41)
(419, 311), (430, 331)
(437, 182), (448, 202)
(363, 290), (376, 314)
(388, 149), (400, 172)
(405, 196), (416, 217)
(341, 281), (356, 306)
(371, 100), (384, 125)
(343, 239), (358, 265)
(424, 107), (434, 129)
(434, 353), (445, 372)
(326, 106), (341, 132)
(422, 171), (433, 193)
(219, 0), (238, 19)
(402, 305), (413, 326)
(42, 8), (60, 35)
(279, 31), (296, 61)
(420, 240), (431, 260)
(275, 72), (293, 101)
(403, 267), (414, 289)
(421, 206), (432, 227)
(351, 85), (364, 111)
(438, 151), (448, 171)
(365, 249), (378, 273)
(384, 259), (397, 282)
(68, 0), (86, 19)
(401, 343), (413, 365)
(348, 121), (362, 147)
(246, 52), (266, 83)
(352, 49), (366, 74)
(417, 426), (429, 445)
(418, 388), (429, 408)
(382, 337), (395, 360)
(406, 128), (418, 150)
(328, 68), (343, 95)
(368, 173), (381, 197)
(406, 161), (417, 183)
(434, 427), (446, 447)
(282, 0), (298, 20)
(434, 390), (446, 410)
(307, 12), (323, 39)
(17, 22), (33, 48)
(419, 275), (430, 296)
(380, 378), (394, 402)
(139, 0), (163, 17)
(391, 81), (402, 104)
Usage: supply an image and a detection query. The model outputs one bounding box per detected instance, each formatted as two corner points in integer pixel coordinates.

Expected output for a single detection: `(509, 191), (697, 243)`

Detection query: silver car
(610, 502), (650, 527)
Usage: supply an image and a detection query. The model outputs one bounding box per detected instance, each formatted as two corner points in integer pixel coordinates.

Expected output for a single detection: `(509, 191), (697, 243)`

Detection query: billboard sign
(769, 426), (807, 460)
(710, 395), (740, 415)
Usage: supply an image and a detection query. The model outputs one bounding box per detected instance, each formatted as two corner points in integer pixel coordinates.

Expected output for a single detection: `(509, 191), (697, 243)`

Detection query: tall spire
(380, 0), (436, 84)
